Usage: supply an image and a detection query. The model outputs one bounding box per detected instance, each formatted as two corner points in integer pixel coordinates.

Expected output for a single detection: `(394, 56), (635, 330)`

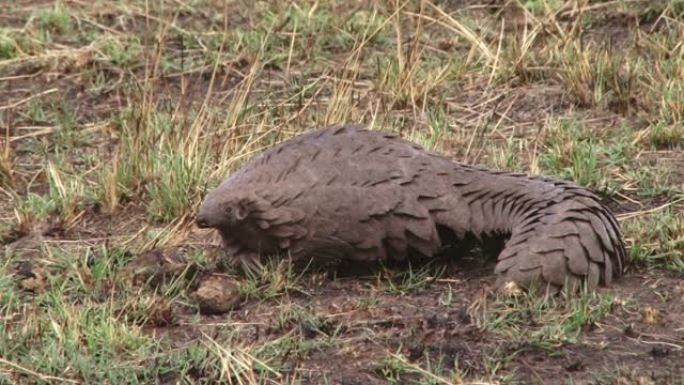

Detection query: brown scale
(195, 124), (626, 293)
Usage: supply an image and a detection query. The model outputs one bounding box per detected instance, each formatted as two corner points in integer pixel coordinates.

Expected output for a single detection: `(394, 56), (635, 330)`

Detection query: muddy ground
(1, 1), (684, 384)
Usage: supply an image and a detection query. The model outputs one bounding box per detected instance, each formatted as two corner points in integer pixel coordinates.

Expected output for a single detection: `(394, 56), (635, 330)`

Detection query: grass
(472, 288), (619, 350)
(379, 262), (445, 295)
(379, 351), (467, 385)
(623, 206), (684, 271)
(1, 0), (683, 383)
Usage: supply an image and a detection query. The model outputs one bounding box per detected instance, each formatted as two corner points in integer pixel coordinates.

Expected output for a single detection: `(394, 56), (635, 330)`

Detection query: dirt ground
(1, 1), (684, 384)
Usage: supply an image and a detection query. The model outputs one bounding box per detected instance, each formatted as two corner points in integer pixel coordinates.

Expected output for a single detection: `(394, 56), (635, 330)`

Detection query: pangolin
(195, 124), (625, 293)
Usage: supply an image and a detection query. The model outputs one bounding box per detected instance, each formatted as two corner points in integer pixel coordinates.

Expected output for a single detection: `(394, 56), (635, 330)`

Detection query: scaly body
(195, 125), (625, 292)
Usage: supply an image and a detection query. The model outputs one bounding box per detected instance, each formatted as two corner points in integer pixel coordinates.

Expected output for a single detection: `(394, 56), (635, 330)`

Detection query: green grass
(238, 259), (306, 301)
(379, 262), (444, 295)
(623, 206), (684, 271)
(0, 29), (17, 59)
(471, 287), (621, 356)
(1, 0), (683, 383)
(38, 1), (72, 36)
(379, 351), (466, 385)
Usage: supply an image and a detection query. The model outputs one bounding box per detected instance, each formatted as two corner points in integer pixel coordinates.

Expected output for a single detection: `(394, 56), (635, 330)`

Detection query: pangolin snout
(195, 213), (210, 228)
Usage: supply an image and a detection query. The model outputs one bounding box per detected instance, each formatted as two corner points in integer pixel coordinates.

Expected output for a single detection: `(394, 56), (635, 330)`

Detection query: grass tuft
(1, 1), (683, 383)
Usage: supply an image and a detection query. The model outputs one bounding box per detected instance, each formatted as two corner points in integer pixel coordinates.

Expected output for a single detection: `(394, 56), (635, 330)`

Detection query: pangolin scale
(196, 124), (625, 292)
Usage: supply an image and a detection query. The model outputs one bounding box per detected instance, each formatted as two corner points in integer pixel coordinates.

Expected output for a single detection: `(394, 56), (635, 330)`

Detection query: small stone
(641, 305), (659, 324)
(119, 248), (188, 287)
(564, 359), (583, 372)
(636, 376), (655, 385)
(502, 281), (523, 297)
(623, 324), (639, 338)
(192, 274), (242, 315)
(674, 282), (684, 302)
(15, 261), (47, 293)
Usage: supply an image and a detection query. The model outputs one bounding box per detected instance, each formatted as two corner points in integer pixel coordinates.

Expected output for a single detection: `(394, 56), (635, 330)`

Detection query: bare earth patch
(1, 1), (683, 384)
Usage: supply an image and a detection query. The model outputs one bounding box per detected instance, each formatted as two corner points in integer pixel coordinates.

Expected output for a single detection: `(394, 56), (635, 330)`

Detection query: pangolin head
(195, 186), (252, 229)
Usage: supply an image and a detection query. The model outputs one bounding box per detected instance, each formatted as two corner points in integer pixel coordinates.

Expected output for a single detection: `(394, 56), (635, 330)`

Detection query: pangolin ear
(220, 201), (234, 216)
(235, 199), (250, 220)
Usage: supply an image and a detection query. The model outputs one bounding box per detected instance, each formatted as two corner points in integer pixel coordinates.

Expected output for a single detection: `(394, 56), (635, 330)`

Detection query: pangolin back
(197, 124), (625, 292)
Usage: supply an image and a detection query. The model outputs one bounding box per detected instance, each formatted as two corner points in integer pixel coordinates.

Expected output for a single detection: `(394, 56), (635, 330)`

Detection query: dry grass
(0, 0), (683, 384)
